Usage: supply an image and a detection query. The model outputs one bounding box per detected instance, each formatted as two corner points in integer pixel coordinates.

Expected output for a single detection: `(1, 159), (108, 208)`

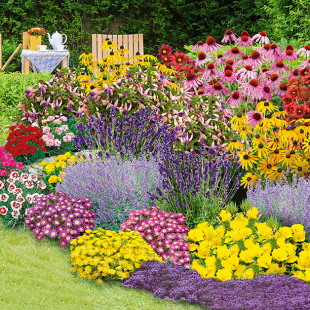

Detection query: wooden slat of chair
(128, 34), (133, 64)
(138, 33), (144, 56)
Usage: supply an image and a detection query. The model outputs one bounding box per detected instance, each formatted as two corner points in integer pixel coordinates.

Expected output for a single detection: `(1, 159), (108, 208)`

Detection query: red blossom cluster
(282, 66), (310, 122)
(27, 27), (46, 36)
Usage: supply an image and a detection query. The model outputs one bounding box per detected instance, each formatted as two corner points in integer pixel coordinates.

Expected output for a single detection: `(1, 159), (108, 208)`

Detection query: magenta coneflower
(225, 47), (244, 60)
(256, 44), (272, 59)
(288, 68), (300, 80)
(213, 53), (226, 66)
(220, 69), (238, 84)
(237, 65), (257, 82)
(247, 110), (264, 126)
(205, 36), (222, 53)
(269, 61), (290, 75)
(268, 73), (284, 88)
(257, 67), (269, 81)
(221, 30), (238, 44)
(205, 82), (229, 98)
(195, 51), (212, 66)
(299, 59), (310, 69)
(281, 45), (299, 62)
(201, 63), (221, 80)
(240, 79), (264, 100)
(297, 45), (310, 58)
(249, 50), (265, 68)
(236, 55), (253, 67)
(261, 82), (273, 100)
(227, 91), (244, 107)
(183, 70), (201, 89)
(193, 40), (208, 53)
(237, 31), (254, 48)
(269, 44), (283, 62)
(274, 82), (288, 97)
(252, 31), (270, 45)
(158, 44), (172, 58)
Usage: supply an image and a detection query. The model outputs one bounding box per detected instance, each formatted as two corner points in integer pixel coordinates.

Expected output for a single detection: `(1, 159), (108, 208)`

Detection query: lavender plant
(148, 145), (242, 230)
(247, 174), (310, 239)
(55, 153), (164, 232)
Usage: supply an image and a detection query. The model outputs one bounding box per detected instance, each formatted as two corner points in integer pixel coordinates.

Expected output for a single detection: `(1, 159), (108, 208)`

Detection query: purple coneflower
(249, 50), (265, 68)
(288, 68), (300, 80)
(268, 61), (290, 75)
(205, 82), (229, 98)
(183, 70), (201, 89)
(195, 51), (212, 66)
(237, 65), (257, 82)
(269, 44), (283, 62)
(261, 82), (273, 100)
(281, 45), (299, 62)
(274, 82), (288, 97)
(247, 110), (264, 126)
(225, 47), (244, 60)
(268, 73), (284, 88)
(227, 91), (243, 107)
(221, 30), (238, 44)
(299, 59), (310, 69)
(205, 36), (222, 53)
(236, 55), (253, 67)
(252, 31), (270, 45)
(220, 69), (238, 83)
(240, 79), (264, 100)
(193, 40), (208, 53)
(237, 31), (254, 48)
(213, 53), (226, 66)
(256, 44), (272, 59)
(201, 63), (221, 80)
(297, 45), (310, 58)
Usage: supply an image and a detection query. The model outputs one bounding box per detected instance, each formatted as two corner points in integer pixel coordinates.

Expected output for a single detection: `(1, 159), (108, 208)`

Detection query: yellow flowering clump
(188, 206), (310, 284)
(39, 151), (92, 191)
(69, 228), (163, 283)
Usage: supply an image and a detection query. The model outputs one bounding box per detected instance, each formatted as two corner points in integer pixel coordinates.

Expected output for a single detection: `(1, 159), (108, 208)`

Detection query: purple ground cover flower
(122, 260), (310, 310)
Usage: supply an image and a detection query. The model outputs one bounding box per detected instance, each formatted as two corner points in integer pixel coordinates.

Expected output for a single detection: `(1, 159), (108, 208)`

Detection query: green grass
(0, 221), (208, 310)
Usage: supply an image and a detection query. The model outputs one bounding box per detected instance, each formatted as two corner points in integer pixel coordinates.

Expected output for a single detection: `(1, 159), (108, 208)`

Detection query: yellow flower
(242, 267), (255, 279)
(101, 39), (119, 53)
(231, 113), (248, 127)
(280, 150), (298, 168)
(279, 127), (298, 147)
(266, 131), (282, 150)
(272, 247), (288, 262)
(237, 150), (258, 170)
(257, 252), (272, 269)
(219, 210), (232, 222)
(268, 166), (286, 182)
(253, 120), (270, 135)
(252, 133), (266, 147)
(39, 161), (48, 166)
(79, 53), (94, 66)
(187, 228), (204, 242)
(256, 101), (278, 115)
(302, 138), (310, 153)
(241, 172), (259, 189)
(252, 142), (270, 159)
(269, 148), (282, 163)
(239, 125), (254, 140)
(247, 207), (260, 220)
(257, 157), (276, 178)
(227, 139), (244, 151)
(291, 159), (309, 177)
(216, 268), (233, 281)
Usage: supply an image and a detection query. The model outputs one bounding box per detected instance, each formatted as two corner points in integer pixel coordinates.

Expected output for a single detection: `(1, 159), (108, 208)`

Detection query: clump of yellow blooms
(188, 205), (310, 284)
(69, 228), (163, 283)
(39, 151), (92, 191)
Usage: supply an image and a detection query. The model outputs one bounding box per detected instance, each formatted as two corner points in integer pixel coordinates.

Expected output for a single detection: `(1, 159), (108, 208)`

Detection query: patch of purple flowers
(122, 260), (310, 310)
(24, 192), (96, 247)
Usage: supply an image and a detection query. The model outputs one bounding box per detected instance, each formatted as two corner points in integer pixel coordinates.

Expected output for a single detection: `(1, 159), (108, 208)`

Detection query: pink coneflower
(299, 59), (310, 69)
(220, 69), (238, 84)
(227, 91), (244, 107)
(205, 36), (222, 53)
(252, 31), (270, 45)
(240, 79), (264, 100)
(256, 44), (272, 59)
(261, 82), (273, 100)
(297, 45), (310, 58)
(183, 69), (201, 89)
(201, 63), (221, 80)
(249, 50), (265, 68)
(205, 82), (229, 98)
(236, 55), (253, 67)
(269, 43), (282, 62)
(257, 67), (269, 81)
(288, 68), (300, 80)
(225, 47), (244, 60)
(221, 30), (238, 44)
(237, 31), (254, 48)
(268, 73), (284, 88)
(274, 82), (288, 97)
(281, 45), (299, 62)
(268, 61), (290, 75)
(237, 65), (257, 82)
(213, 53), (226, 66)
(247, 110), (264, 126)
(195, 51), (212, 66)
(193, 40), (208, 53)
(158, 44), (172, 58)
(225, 59), (237, 69)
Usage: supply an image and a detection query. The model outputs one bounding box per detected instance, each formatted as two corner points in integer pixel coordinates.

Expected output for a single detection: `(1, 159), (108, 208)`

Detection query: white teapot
(47, 31), (67, 50)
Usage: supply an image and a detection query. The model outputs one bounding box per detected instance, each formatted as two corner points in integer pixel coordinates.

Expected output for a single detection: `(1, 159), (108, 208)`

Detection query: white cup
(56, 44), (67, 51)
(37, 45), (47, 51)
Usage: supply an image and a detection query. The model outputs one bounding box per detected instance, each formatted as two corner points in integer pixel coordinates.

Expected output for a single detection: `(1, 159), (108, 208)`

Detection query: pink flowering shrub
(0, 146), (24, 181)
(120, 206), (192, 268)
(24, 191), (96, 247)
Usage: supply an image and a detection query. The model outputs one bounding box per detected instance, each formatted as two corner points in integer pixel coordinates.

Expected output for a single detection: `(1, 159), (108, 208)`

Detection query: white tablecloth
(20, 50), (70, 73)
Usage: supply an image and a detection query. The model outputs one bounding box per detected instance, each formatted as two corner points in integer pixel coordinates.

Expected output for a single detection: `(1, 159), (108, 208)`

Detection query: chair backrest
(92, 34), (144, 65)
(23, 32), (30, 49)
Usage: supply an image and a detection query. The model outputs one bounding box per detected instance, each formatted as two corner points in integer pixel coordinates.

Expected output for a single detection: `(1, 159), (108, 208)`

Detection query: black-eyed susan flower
(79, 52), (95, 66)
(256, 100), (278, 115)
(253, 142), (270, 159)
(302, 138), (310, 153)
(260, 114), (276, 129)
(253, 120), (270, 135)
(280, 150), (298, 168)
(269, 148), (282, 163)
(238, 150), (258, 170)
(105, 51), (122, 64)
(294, 126), (307, 141)
(252, 133), (266, 147)
(227, 139), (244, 151)
(240, 125), (253, 140)
(84, 82), (97, 96)
(272, 116), (288, 128)
(99, 57), (110, 68)
(231, 113), (248, 127)
(257, 157), (277, 178)
(101, 39), (119, 53)
(266, 131), (282, 150)
(269, 166), (286, 182)
(241, 172), (259, 189)
(279, 126), (298, 146)
(272, 107), (287, 118)
(291, 159), (309, 177)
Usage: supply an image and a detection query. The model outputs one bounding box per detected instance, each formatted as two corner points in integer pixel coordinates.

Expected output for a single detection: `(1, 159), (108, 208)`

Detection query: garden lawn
(0, 221), (208, 310)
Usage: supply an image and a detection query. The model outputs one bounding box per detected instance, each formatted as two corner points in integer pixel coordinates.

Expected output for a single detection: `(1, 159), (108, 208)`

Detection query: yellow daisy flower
(256, 101), (278, 115)
(302, 138), (310, 153)
(238, 150), (258, 170)
(253, 121), (270, 135)
(272, 107), (287, 119)
(269, 148), (282, 163)
(240, 125), (254, 140)
(241, 172), (259, 189)
(294, 126), (307, 141)
(227, 139), (244, 151)
(291, 159), (309, 178)
(269, 166), (286, 182)
(260, 114), (276, 129)
(279, 127), (298, 147)
(280, 149), (299, 168)
(231, 113), (248, 127)
(257, 157), (277, 178)
(266, 131), (282, 150)
(252, 133), (266, 147)
(79, 52), (95, 66)
(101, 39), (119, 53)
(252, 142), (270, 159)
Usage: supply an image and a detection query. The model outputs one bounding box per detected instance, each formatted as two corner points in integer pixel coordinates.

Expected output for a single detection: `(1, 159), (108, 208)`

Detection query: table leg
(23, 57), (30, 74)
(61, 56), (68, 68)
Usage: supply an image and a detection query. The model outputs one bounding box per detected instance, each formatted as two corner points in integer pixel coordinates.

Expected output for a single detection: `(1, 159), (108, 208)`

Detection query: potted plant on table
(27, 27), (46, 51)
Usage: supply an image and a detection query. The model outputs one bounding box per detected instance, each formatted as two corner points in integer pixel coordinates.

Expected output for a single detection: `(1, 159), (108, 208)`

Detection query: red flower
(172, 52), (189, 69)
(299, 67), (310, 78)
(285, 102), (296, 115)
(293, 105), (306, 119)
(157, 44), (172, 58)
(286, 86), (299, 99)
(298, 87), (310, 101)
(302, 75), (310, 85)
(288, 78), (300, 87)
